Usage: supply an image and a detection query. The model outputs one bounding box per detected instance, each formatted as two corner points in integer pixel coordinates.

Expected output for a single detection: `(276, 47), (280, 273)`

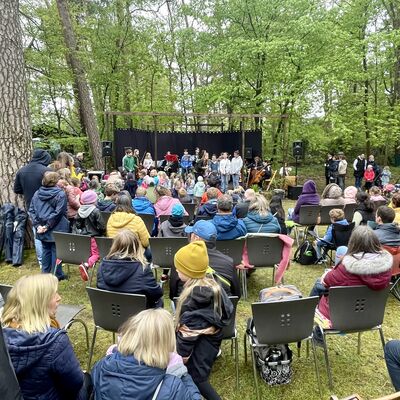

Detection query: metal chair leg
(87, 326), (98, 370)
(357, 332), (361, 355)
(244, 333), (248, 363)
(250, 345), (260, 400)
(271, 265), (276, 286)
(322, 333), (333, 389)
(112, 332), (116, 343)
(311, 338), (323, 399)
(89, 262), (98, 287)
(231, 338), (234, 356)
(379, 327), (386, 351)
(235, 337), (239, 389)
(297, 341), (301, 358)
(65, 318), (90, 349)
(306, 340), (310, 358)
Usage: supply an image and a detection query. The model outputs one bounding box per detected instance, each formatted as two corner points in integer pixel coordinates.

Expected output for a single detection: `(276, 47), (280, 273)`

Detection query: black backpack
(293, 240), (318, 265)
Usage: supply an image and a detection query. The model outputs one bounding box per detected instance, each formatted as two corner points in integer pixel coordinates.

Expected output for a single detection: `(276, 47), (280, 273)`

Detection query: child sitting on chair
(315, 209), (348, 264)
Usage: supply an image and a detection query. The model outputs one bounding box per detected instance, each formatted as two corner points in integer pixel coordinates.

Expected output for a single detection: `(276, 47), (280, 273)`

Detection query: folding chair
(0, 283), (89, 349)
(100, 211), (112, 225)
(91, 237), (114, 286)
(319, 205), (344, 226)
(215, 238), (245, 266)
(183, 203), (196, 221)
(373, 200), (388, 210)
(137, 213), (154, 235)
(244, 297), (321, 400)
(383, 245), (400, 301)
(344, 203), (357, 223)
(331, 394), (400, 400)
(318, 286), (389, 389)
(86, 287), (147, 369)
(243, 235), (283, 298)
(195, 214), (213, 221)
(53, 232), (91, 276)
(159, 214), (190, 225)
(293, 205), (321, 246)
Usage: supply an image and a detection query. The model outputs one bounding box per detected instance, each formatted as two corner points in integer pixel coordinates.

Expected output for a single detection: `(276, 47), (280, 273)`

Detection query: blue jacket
(29, 186), (69, 242)
(243, 212), (281, 234)
(197, 200), (218, 218)
(212, 214), (247, 240)
(3, 328), (84, 400)
(92, 351), (201, 400)
(318, 219), (349, 245)
(132, 197), (156, 215)
(97, 200), (116, 212)
(97, 257), (163, 308)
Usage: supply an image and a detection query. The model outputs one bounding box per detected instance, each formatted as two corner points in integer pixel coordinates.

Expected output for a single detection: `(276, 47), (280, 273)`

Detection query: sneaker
(79, 263), (89, 282)
(317, 258), (327, 265)
(216, 348), (222, 358)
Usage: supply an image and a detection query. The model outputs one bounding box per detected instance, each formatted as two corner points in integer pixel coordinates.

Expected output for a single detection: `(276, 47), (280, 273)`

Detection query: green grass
(1, 194), (399, 399)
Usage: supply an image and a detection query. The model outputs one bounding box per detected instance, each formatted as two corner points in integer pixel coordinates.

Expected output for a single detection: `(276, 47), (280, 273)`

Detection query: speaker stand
(295, 155), (299, 186)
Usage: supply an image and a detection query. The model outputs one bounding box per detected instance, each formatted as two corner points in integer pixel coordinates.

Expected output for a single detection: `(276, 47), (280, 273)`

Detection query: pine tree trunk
(56, 0), (103, 170)
(0, 1), (32, 208)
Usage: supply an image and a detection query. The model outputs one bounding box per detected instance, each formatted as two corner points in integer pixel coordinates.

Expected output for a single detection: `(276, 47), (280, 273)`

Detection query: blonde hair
(248, 194), (270, 217)
(42, 171), (60, 187)
(2, 274), (58, 334)
(58, 168), (72, 184)
(175, 277), (222, 329)
(329, 208), (345, 221)
(107, 230), (146, 265)
(118, 309), (175, 369)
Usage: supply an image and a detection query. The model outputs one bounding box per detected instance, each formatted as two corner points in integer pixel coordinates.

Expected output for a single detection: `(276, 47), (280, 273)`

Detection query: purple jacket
(292, 180), (320, 223)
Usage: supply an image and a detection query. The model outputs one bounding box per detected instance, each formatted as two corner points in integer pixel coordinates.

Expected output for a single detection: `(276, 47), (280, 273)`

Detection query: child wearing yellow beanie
(174, 241), (233, 399)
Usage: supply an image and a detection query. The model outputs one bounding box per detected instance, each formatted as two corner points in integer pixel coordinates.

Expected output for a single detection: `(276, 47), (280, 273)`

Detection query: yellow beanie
(174, 241), (209, 279)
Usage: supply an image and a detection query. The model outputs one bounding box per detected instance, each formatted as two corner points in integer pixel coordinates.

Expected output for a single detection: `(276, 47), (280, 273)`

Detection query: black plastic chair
(294, 205), (321, 245)
(319, 205), (344, 226)
(344, 203), (357, 223)
(243, 235), (283, 298)
(95, 236), (113, 260)
(53, 232), (91, 276)
(86, 287), (147, 369)
(215, 237), (245, 267)
(318, 286), (389, 389)
(0, 283), (89, 349)
(137, 213), (154, 235)
(100, 211), (112, 225)
(159, 214), (190, 225)
(183, 203), (196, 221)
(373, 200), (387, 210)
(244, 297), (321, 400)
(195, 214), (212, 221)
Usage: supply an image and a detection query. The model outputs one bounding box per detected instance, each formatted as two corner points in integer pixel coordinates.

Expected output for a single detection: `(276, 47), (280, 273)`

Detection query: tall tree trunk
(0, 1), (32, 208)
(56, 0), (103, 169)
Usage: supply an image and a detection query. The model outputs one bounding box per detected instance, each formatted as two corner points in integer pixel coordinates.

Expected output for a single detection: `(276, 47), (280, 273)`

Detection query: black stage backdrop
(114, 128), (262, 166)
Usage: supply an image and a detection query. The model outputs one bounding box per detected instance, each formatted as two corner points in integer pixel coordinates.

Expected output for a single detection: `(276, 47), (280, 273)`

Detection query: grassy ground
(1, 174), (400, 400)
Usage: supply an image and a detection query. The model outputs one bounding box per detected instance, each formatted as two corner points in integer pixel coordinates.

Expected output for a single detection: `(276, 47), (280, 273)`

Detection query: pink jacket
(154, 196), (187, 217)
(58, 183), (80, 219)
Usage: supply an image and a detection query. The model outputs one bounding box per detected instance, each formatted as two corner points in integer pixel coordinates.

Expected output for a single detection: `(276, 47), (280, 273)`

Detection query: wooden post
(105, 112), (110, 140)
(240, 119), (245, 160)
(154, 115), (158, 166)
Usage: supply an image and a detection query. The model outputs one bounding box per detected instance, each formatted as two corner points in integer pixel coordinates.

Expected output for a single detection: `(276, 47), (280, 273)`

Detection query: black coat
(97, 257), (163, 308)
(234, 200), (250, 219)
(169, 241), (241, 300)
(14, 150), (52, 209)
(72, 208), (105, 237)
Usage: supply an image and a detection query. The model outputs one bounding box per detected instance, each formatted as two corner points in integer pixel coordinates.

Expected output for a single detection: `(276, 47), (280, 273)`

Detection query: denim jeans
(41, 241), (65, 279)
(337, 175), (345, 191)
(354, 176), (363, 189)
(221, 174), (230, 193)
(32, 225), (43, 268)
(232, 174), (240, 189)
(309, 278), (329, 298)
(385, 340), (400, 390)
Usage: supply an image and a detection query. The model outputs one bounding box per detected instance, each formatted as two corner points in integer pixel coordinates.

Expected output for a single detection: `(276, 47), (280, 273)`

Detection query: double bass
(247, 157), (265, 186)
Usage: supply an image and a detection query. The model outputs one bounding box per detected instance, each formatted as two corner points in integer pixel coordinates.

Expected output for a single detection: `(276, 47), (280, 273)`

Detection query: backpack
(247, 285), (302, 385)
(293, 240), (318, 265)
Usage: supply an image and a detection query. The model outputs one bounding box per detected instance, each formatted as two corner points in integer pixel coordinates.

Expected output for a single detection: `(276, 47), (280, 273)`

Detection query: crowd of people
(2, 146), (400, 399)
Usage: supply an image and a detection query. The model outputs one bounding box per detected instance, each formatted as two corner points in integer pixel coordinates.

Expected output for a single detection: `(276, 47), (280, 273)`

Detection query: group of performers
(121, 147), (281, 191)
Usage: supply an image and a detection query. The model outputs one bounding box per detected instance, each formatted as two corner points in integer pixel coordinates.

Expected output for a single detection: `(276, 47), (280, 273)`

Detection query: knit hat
(80, 190), (97, 205)
(174, 241), (209, 279)
(197, 176), (203, 182)
(344, 186), (358, 200)
(171, 204), (185, 217)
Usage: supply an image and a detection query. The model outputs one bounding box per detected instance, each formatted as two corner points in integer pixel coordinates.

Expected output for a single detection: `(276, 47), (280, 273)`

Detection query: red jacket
(318, 251), (392, 320)
(364, 169), (375, 182)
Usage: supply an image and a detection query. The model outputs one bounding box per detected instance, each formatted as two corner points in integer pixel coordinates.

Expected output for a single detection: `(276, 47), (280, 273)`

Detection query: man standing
(14, 149), (52, 267)
(337, 154), (347, 190)
(230, 150), (243, 189)
(219, 152), (231, 193)
(353, 153), (366, 189)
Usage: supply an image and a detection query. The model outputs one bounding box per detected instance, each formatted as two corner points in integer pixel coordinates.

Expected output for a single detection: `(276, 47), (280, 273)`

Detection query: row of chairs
(0, 283), (389, 397)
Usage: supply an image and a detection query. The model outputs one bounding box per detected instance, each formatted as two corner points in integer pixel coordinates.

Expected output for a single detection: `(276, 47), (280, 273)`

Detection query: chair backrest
(137, 214), (154, 235)
(215, 238), (246, 266)
(95, 237), (114, 259)
(344, 203), (357, 222)
(246, 235), (283, 267)
(221, 296), (239, 339)
(183, 203), (196, 221)
(149, 237), (188, 269)
(298, 205), (321, 225)
(251, 297), (319, 345)
(53, 232), (91, 264)
(159, 215), (190, 225)
(373, 200), (387, 210)
(332, 222), (355, 247)
(329, 286), (389, 332)
(319, 205), (344, 225)
(86, 287), (146, 332)
(195, 215), (212, 221)
(0, 284), (12, 303)
(100, 211), (112, 225)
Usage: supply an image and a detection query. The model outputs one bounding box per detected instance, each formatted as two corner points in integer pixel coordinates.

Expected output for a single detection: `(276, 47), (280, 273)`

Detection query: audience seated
(197, 187), (219, 219)
(174, 241), (233, 400)
(212, 195), (247, 240)
(343, 186), (358, 205)
(316, 226), (392, 324)
(1, 274), (89, 400)
(170, 220), (241, 300)
(132, 187), (155, 215)
(269, 194), (288, 234)
(158, 204), (187, 237)
(291, 180), (320, 223)
(123, 172), (138, 199)
(178, 188), (192, 204)
(319, 183), (345, 206)
(234, 188), (256, 219)
(154, 186), (186, 217)
(97, 230), (162, 308)
(373, 206), (400, 246)
(353, 192), (375, 226)
(97, 183), (119, 212)
(91, 309), (201, 399)
(369, 186), (386, 203)
(106, 195), (150, 250)
(243, 194), (281, 234)
(390, 193), (400, 225)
